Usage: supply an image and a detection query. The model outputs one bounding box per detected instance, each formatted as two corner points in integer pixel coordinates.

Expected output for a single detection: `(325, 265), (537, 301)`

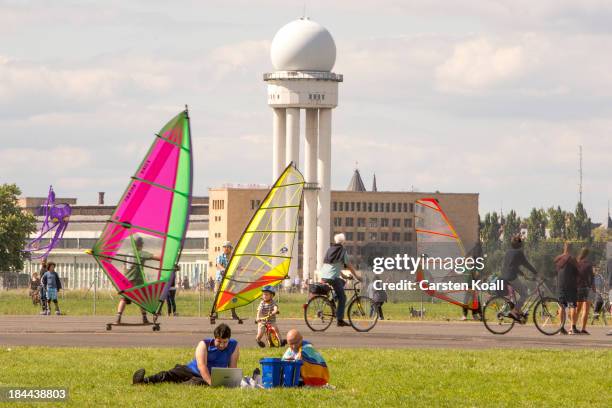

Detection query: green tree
(480, 212), (501, 253)
(0, 184), (36, 271)
(571, 202), (592, 241)
(547, 206), (566, 239)
(502, 210), (521, 248)
(526, 208), (547, 246)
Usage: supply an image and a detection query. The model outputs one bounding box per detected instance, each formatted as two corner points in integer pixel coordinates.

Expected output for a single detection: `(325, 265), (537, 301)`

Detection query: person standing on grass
(555, 242), (579, 335)
(167, 271), (178, 316)
(38, 259), (48, 315)
(575, 248), (595, 335)
(212, 241), (239, 320)
(41, 262), (62, 315)
(319, 233), (360, 327)
(132, 323), (239, 385)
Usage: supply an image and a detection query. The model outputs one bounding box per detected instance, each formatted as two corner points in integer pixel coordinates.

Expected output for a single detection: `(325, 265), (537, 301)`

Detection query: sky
(1, 0), (611, 222)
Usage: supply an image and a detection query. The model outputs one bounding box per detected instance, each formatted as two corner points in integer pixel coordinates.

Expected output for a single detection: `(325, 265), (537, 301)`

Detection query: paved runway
(1, 316), (610, 349)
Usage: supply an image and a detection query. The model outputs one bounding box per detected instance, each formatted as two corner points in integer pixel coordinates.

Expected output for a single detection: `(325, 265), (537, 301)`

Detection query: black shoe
(280, 339), (287, 347)
(256, 340), (265, 348)
(560, 327), (568, 335)
(132, 369), (146, 385)
(580, 329), (590, 335)
(336, 320), (350, 327)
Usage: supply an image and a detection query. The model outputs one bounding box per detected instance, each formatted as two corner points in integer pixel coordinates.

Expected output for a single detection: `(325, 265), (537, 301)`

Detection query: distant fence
(2, 261), (208, 290)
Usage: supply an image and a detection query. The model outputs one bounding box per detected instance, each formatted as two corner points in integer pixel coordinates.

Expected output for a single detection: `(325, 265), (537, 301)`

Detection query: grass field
(0, 289), (463, 321)
(0, 347), (610, 407)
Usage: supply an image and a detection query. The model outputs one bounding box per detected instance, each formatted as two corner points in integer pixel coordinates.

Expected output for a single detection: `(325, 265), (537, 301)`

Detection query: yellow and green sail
(213, 163), (304, 313)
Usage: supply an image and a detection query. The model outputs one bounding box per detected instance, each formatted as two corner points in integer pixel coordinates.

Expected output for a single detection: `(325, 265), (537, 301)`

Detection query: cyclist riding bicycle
(319, 233), (360, 327)
(498, 235), (537, 321)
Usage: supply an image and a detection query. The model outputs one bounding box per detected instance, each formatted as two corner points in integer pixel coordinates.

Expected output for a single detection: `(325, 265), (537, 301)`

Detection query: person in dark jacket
(555, 242), (579, 335)
(575, 248), (595, 335)
(499, 236), (537, 319)
(38, 260), (48, 315)
(319, 233), (360, 327)
(41, 262), (62, 315)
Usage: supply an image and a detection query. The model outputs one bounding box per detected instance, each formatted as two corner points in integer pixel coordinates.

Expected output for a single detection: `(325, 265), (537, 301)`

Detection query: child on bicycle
(255, 285), (284, 347)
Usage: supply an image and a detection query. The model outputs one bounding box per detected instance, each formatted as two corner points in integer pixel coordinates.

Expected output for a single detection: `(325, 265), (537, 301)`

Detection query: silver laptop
(210, 367), (243, 388)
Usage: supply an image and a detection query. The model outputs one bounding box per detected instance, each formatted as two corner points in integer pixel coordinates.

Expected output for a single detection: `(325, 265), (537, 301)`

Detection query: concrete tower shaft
(265, 18), (342, 282)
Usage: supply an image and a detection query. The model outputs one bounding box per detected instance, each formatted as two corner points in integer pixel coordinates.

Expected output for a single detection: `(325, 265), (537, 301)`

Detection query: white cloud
(435, 38), (526, 93)
(0, 147), (93, 177)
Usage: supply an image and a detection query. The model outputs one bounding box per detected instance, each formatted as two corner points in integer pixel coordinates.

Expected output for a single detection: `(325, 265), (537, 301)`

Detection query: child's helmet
(262, 285), (276, 295)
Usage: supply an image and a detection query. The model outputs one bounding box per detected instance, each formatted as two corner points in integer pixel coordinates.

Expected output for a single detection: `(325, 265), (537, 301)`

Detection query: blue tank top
(186, 338), (238, 376)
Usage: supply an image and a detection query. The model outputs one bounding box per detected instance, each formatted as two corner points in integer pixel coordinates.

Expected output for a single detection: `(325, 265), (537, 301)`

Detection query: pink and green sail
(89, 110), (192, 313)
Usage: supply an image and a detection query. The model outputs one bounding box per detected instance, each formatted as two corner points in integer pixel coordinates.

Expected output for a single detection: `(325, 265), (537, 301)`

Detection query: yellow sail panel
(214, 164), (304, 312)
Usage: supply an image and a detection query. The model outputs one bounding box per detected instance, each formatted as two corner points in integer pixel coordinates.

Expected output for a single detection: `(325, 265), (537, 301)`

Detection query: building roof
(372, 173), (378, 192)
(347, 169), (366, 192)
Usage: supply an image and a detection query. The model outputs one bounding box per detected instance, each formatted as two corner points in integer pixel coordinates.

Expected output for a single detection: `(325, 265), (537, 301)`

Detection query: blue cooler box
(260, 358), (303, 388)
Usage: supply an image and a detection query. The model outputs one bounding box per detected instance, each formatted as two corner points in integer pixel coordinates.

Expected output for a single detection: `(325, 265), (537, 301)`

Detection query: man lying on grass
(282, 329), (329, 386)
(133, 323), (239, 385)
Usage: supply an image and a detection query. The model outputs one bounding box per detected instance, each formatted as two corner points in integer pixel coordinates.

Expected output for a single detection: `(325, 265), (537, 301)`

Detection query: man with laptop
(132, 323), (242, 386)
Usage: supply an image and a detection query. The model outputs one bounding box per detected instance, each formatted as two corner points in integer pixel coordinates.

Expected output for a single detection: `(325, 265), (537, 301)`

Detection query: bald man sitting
(281, 329), (329, 386)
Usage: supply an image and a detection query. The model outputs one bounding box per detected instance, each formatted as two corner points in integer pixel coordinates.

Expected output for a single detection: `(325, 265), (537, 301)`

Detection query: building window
(345, 245), (353, 255)
(404, 232), (413, 241)
(392, 203), (396, 212)
(368, 232), (378, 241)
(357, 218), (366, 227)
(339, 202), (344, 211)
(356, 202), (361, 211)
(357, 246), (365, 255)
(362, 202), (367, 211)
(184, 238), (206, 249)
(369, 217), (378, 227)
(392, 218), (401, 227)
(410, 203), (414, 212)
(346, 232), (354, 241)
(380, 232), (389, 241)
(333, 201), (337, 211)
(404, 218), (413, 228)
(403, 203), (408, 212)
(345, 217), (354, 226)
(381, 218), (389, 227)
(351, 202), (355, 211)
(392, 232), (401, 242)
(357, 232), (365, 241)
(374, 202), (379, 212)
(334, 217), (342, 227)
(386, 203), (390, 212)
(368, 202), (372, 212)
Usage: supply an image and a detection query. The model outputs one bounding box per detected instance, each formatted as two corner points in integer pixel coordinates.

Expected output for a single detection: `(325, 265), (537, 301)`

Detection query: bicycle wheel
(483, 295), (515, 335)
(304, 296), (335, 332)
(533, 297), (565, 335)
(267, 326), (281, 347)
(347, 296), (378, 332)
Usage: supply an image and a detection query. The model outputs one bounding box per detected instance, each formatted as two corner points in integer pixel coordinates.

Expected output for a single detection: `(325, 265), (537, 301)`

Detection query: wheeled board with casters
(209, 315), (243, 325)
(105, 322), (161, 331)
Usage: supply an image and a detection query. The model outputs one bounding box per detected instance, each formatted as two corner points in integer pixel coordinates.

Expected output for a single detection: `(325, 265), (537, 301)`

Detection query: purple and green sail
(89, 110), (192, 313)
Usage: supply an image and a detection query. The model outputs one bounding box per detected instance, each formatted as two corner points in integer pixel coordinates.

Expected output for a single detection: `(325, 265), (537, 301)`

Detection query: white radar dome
(270, 18), (336, 72)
